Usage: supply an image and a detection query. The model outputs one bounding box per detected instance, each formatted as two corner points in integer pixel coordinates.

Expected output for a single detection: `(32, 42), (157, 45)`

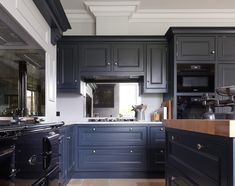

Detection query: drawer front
(76, 148), (146, 171)
(78, 126), (147, 146)
(150, 126), (165, 145)
(148, 148), (165, 171)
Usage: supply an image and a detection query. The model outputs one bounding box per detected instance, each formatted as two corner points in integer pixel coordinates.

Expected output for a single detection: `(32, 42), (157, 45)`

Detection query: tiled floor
(68, 179), (165, 186)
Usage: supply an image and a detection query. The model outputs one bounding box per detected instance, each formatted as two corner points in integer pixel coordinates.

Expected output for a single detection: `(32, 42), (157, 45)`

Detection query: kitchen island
(164, 119), (235, 186)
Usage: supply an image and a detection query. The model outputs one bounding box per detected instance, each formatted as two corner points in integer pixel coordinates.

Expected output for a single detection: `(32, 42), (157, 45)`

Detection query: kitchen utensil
(132, 104), (147, 121)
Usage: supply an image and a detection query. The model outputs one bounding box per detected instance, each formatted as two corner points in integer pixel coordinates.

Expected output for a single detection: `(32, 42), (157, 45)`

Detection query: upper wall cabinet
(176, 36), (216, 61)
(143, 43), (168, 93)
(112, 43), (144, 72)
(57, 44), (80, 92)
(218, 36), (235, 61)
(79, 43), (111, 72)
(79, 42), (144, 74)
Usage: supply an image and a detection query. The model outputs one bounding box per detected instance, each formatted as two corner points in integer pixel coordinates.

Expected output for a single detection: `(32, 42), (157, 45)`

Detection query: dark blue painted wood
(78, 126), (147, 146)
(166, 128), (233, 186)
(149, 126), (165, 146)
(76, 148), (146, 171)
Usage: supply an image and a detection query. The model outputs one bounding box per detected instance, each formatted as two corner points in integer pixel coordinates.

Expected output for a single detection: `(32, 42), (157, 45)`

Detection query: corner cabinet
(57, 44), (80, 92)
(79, 42), (144, 74)
(143, 43), (168, 93)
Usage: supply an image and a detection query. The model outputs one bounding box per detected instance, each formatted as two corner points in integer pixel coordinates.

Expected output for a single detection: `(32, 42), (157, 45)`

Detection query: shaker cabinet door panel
(176, 36), (216, 61)
(112, 43), (144, 72)
(218, 36), (235, 61)
(79, 43), (111, 72)
(145, 44), (167, 92)
(57, 45), (79, 90)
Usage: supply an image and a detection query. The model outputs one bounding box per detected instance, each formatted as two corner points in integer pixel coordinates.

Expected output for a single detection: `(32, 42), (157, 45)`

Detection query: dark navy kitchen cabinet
(79, 42), (144, 74)
(165, 128), (232, 186)
(217, 64), (235, 87)
(78, 126), (147, 146)
(77, 148), (147, 171)
(143, 43), (168, 93)
(79, 43), (111, 72)
(112, 43), (144, 72)
(57, 44), (80, 92)
(74, 124), (165, 178)
(218, 36), (235, 61)
(176, 36), (216, 61)
(59, 125), (76, 185)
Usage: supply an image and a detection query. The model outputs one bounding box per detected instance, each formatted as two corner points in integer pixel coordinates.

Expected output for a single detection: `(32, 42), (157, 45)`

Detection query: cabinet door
(176, 36), (216, 61)
(218, 36), (235, 61)
(217, 64), (235, 87)
(217, 64), (235, 113)
(57, 45), (79, 90)
(112, 43), (144, 72)
(67, 126), (76, 177)
(145, 44), (167, 93)
(79, 43), (111, 72)
(59, 128), (67, 185)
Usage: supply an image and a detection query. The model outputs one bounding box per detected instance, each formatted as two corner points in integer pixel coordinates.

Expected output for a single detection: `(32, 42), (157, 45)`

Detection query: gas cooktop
(88, 118), (135, 122)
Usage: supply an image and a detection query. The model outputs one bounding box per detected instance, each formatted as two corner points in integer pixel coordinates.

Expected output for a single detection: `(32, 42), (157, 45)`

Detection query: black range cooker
(0, 122), (63, 186)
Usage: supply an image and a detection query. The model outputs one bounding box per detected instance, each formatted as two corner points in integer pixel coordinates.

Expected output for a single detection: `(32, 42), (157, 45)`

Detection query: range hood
(83, 75), (143, 83)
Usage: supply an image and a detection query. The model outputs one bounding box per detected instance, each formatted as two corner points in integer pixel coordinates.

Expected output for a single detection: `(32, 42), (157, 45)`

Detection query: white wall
(0, 0), (57, 122)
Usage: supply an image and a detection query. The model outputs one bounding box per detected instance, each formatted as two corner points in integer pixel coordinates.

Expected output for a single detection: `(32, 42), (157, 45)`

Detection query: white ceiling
(61, 0), (235, 10)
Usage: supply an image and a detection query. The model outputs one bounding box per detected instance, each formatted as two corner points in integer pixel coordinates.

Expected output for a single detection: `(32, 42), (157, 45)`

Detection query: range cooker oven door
(0, 143), (15, 186)
(177, 96), (205, 119)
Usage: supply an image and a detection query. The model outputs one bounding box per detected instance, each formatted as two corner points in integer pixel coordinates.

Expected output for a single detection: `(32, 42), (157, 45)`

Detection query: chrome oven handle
(0, 145), (15, 157)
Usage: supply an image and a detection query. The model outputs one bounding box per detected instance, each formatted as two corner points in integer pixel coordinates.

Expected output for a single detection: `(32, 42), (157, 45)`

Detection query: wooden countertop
(164, 119), (235, 138)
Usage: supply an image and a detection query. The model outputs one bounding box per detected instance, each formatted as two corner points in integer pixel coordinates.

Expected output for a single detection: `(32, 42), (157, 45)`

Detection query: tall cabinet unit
(165, 27), (235, 119)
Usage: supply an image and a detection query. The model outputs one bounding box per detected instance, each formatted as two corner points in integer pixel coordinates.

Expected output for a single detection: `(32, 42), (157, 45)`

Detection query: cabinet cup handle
(196, 144), (204, 150)
(107, 62), (111, 66)
(114, 62), (118, 66)
(211, 50), (215, 54)
(129, 128), (133, 131)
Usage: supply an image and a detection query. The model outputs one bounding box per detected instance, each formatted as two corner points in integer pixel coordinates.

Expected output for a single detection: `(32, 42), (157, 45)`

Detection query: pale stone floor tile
(68, 179), (165, 186)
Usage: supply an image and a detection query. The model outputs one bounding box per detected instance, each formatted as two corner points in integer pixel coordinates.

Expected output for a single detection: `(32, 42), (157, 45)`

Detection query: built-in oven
(177, 64), (215, 93)
(177, 96), (205, 119)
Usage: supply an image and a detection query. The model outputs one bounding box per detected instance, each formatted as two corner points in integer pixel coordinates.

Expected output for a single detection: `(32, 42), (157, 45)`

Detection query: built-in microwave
(177, 64), (215, 93)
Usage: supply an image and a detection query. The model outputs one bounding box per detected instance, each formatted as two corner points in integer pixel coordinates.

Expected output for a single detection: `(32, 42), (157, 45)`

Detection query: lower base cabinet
(166, 128), (233, 186)
(74, 124), (165, 178)
(59, 125), (76, 186)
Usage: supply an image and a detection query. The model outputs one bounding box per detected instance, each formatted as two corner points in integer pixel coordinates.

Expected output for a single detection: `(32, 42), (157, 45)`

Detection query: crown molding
(65, 9), (94, 23)
(84, 1), (140, 17)
(65, 8), (235, 24)
(130, 9), (235, 22)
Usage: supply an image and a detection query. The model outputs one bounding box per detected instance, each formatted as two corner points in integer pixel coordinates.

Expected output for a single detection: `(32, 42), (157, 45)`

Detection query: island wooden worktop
(164, 119), (235, 137)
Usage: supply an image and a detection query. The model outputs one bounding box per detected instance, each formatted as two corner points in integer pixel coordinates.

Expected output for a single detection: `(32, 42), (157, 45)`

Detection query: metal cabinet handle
(197, 143), (204, 150)
(160, 149), (164, 153)
(66, 136), (71, 140)
(171, 136), (175, 141)
(160, 128), (164, 131)
(171, 176), (176, 181)
(130, 150), (133, 153)
(129, 128), (133, 131)
(92, 128), (96, 131)
(211, 50), (215, 54)
(107, 62), (111, 66)
(114, 62), (118, 66)
(74, 80), (77, 83)
(92, 150), (96, 153)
